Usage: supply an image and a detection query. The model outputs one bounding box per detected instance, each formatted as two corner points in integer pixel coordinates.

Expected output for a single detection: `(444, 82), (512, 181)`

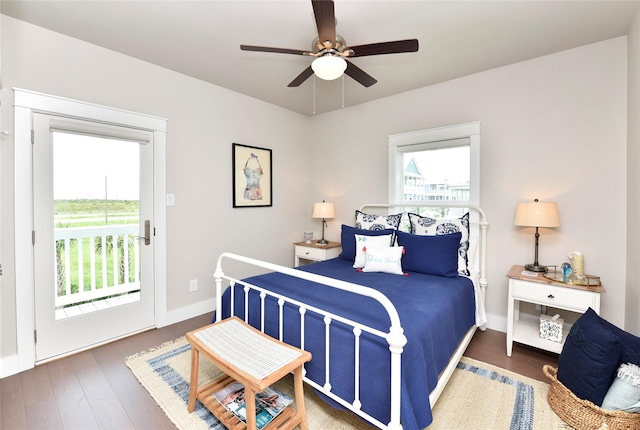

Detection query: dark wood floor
(0, 315), (558, 430)
(464, 327), (559, 383)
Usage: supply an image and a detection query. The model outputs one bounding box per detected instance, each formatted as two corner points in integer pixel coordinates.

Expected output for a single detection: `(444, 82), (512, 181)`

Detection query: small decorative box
(540, 314), (564, 343)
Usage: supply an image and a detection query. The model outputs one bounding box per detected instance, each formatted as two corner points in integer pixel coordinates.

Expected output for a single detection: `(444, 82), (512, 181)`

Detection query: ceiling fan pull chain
(342, 74), (345, 108)
(313, 75), (316, 115)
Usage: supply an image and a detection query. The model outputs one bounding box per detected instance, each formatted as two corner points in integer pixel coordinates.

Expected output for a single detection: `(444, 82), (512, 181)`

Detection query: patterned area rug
(126, 336), (569, 430)
(429, 360), (570, 430)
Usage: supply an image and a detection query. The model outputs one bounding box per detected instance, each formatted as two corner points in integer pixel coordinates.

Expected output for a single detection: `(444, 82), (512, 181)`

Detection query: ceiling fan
(240, 0), (419, 88)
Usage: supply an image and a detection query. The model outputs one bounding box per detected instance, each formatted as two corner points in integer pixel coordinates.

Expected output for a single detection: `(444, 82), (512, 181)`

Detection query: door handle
(135, 220), (151, 245)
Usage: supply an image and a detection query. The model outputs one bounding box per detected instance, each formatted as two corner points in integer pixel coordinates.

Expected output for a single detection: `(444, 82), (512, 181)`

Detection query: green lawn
(55, 198), (139, 215)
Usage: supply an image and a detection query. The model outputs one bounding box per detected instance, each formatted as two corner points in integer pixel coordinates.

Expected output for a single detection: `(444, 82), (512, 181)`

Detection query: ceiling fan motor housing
(312, 35), (349, 56)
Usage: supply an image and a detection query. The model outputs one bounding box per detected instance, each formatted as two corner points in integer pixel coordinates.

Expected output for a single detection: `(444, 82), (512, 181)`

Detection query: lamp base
(317, 239), (329, 245)
(524, 263), (547, 272)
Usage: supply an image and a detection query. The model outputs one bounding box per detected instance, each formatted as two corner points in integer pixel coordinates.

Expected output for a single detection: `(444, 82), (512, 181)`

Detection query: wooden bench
(186, 316), (312, 430)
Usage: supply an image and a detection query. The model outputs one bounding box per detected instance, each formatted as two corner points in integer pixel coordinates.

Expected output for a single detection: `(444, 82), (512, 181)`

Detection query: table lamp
(514, 199), (560, 272)
(312, 201), (335, 245)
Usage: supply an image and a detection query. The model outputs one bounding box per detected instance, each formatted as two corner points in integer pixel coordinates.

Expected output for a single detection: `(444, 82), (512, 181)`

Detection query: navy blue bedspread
(215, 257), (476, 429)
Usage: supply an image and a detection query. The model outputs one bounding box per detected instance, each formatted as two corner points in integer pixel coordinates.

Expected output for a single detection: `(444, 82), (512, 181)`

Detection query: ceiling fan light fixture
(311, 55), (347, 80)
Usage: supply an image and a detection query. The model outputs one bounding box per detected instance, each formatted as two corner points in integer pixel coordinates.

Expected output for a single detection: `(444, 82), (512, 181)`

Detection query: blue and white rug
(430, 360), (570, 430)
(126, 337), (569, 430)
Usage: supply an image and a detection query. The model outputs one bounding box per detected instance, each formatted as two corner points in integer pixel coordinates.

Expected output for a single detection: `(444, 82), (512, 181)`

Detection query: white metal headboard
(359, 202), (489, 319)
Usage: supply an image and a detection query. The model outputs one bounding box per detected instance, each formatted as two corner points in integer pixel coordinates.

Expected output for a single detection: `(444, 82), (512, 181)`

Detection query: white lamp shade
(514, 201), (560, 228)
(312, 202), (335, 219)
(311, 56), (347, 80)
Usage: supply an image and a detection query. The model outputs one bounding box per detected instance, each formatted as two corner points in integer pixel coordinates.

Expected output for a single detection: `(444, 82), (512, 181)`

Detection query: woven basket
(543, 365), (640, 430)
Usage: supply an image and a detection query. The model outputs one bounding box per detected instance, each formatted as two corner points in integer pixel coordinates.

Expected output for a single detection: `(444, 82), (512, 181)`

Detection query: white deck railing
(54, 224), (140, 308)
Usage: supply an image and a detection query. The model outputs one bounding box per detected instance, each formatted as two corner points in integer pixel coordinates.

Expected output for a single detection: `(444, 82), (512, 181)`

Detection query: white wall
(310, 37), (629, 330)
(627, 7), (640, 333)
(0, 16), (312, 360)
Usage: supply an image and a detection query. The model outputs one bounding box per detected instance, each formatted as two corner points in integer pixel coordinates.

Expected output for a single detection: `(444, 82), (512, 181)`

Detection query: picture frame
(232, 143), (272, 208)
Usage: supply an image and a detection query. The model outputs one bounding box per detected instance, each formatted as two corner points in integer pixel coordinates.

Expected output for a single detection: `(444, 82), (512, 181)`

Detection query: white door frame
(13, 88), (167, 372)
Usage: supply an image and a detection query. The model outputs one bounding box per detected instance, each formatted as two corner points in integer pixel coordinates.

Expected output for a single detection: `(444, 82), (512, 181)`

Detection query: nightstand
(293, 241), (341, 266)
(506, 264), (605, 357)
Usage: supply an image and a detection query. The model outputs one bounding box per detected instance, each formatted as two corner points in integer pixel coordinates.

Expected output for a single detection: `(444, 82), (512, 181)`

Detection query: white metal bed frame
(214, 203), (488, 430)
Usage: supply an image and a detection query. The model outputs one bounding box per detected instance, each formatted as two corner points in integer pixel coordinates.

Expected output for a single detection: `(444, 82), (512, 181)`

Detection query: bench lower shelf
(197, 374), (300, 430)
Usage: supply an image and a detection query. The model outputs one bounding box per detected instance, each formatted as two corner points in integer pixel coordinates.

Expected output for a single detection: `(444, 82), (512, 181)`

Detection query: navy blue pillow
(557, 308), (622, 406)
(396, 231), (461, 277)
(599, 315), (640, 368)
(338, 224), (395, 261)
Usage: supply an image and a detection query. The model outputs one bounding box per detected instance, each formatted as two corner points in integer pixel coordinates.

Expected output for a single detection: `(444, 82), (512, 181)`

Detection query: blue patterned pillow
(408, 212), (470, 276)
(355, 210), (402, 231)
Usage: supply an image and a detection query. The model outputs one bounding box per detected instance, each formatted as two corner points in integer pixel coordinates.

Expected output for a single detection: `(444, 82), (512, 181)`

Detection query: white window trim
(13, 88), (168, 373)
(388, 122), (480, 205)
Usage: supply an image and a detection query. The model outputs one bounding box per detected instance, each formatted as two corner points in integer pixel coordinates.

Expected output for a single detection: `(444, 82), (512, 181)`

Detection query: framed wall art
(232, 143), (272, 208)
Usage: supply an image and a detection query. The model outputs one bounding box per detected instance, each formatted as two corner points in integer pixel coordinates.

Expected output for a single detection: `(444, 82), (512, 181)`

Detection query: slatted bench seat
(186, 316), (312, 430)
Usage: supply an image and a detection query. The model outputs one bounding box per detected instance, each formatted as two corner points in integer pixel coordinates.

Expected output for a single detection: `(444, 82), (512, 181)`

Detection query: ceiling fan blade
(241, 44), (309, 56)
(312, 0), (336, 47)
(344, 60), (377, 87)
(288, 66), (314, 87)
(346, 39), (419, 57)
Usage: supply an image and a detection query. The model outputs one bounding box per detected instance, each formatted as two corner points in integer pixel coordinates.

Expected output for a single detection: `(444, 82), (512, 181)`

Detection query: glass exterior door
(33, 113), (155, 362)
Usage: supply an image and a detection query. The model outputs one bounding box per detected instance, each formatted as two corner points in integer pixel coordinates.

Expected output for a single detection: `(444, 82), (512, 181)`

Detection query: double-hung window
(388, 122), (480, 221)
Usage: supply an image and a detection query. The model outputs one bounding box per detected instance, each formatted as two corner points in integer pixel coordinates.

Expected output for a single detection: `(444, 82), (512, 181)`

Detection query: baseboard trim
(485, 313), (507, 333)
(158, 298), (216, 328)
(0, 353), (19, 378)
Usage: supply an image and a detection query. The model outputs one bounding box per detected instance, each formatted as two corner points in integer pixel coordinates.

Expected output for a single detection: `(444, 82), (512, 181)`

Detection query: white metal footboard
(214, 252), (407, 430)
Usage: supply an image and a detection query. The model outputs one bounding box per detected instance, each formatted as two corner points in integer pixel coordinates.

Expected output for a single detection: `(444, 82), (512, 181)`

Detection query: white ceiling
(2, 1), (639, 116)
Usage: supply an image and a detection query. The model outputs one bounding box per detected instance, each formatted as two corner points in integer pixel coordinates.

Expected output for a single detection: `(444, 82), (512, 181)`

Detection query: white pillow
(362, 246), (405, 275)
(467, 236), (479, 273)
(353, 234), (394, 268)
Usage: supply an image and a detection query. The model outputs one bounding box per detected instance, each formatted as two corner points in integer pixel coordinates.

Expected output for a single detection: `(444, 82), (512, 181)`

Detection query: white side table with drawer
(506, 264), (605, 356)
(293, 241), (342, 266)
